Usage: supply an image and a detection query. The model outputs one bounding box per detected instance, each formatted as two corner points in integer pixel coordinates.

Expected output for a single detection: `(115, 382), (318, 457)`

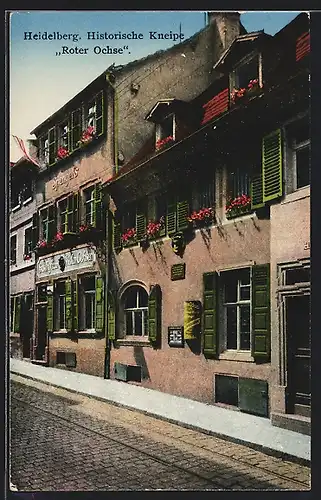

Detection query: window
(10, 235), (17, 264)
(84, 186), (95, 226)
(54, 281), (66, 330)
(39, 135), (50, 165)
(123, 286), (148, 337)
(24, 227), (33, 257)
(40, 208), (50, 241)
(10, 297), (14, 332)
(227, 168), (251, 200)
(58, 196), (73, 233)
(287, 116), (310, 191)
(58, 120), (69, 149)
(231, 54), (260, 90)
(84, 91), (104, 136)
(39, 205), (56, 242)
(193, 176), (215, 212)
(156, 114), (175, 149)
(80, 276), (96, 330)
(11, 178), (33, 210)
(222, 268), (251, 351)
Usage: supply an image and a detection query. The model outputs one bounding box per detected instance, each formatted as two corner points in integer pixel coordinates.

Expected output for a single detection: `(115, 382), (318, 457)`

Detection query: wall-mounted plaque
(168, 326), (184, 347)
(171, 263), (186, 281)
(184, 301), (201, 340)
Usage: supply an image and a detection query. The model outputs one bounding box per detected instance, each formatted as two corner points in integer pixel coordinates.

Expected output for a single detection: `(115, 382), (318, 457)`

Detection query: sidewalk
(10, 358), (310, 464)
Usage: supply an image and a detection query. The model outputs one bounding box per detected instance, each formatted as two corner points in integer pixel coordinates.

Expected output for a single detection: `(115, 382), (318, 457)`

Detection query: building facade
(10, 157), (38, 359)
(104, 13), (310, 433)
(25, 12), (242, 376)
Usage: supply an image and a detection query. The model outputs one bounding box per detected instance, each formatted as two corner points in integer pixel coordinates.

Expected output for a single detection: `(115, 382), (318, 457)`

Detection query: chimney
(207, 11), (241, 50)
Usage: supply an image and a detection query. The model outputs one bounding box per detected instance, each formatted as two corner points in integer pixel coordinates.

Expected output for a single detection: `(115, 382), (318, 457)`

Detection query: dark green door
(286, 294), (311, 417)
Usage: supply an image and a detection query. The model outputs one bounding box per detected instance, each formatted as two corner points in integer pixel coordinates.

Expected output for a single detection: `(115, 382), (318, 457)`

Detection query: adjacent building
(10, 157), (38, 359)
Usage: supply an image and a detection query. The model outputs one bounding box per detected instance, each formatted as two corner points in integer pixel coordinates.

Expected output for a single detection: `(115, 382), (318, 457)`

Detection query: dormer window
(156, 114), (175, 150)
(231, 53), (261, 90)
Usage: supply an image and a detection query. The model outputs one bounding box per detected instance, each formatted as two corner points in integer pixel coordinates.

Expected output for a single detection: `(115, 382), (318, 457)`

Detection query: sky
(9, 10), (303, 161)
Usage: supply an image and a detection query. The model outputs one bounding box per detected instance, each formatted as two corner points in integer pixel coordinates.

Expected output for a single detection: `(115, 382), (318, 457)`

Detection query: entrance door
(21, 294), (34, 359)
(286, 294), (311, 417)
(36, 305), (47, 361)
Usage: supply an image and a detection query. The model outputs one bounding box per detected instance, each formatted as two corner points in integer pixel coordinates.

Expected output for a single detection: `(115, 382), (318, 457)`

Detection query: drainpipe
(105, 72), (119, 175)
(103, 197), (112, 379)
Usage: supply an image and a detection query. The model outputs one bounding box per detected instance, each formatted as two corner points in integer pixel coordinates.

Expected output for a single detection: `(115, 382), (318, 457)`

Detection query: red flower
(36, 239), (47, 249)
(57, 146), (69, 159)
(121, 227), (136, 242)
(156, 135), (174, 150)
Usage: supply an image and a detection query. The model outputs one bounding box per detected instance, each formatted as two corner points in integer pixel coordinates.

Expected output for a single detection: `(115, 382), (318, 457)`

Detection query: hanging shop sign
(168, 326), (184, 347)
(171, 263), (186, 281)
(36, 245), (96, 279)
(184, 301), (201, 340)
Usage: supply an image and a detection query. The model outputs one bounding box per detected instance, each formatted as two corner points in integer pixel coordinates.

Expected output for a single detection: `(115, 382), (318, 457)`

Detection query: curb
(11, 370), (310, 467)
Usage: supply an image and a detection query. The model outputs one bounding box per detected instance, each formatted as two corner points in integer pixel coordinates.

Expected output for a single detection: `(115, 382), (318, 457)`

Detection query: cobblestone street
(10, 375), (311, 492)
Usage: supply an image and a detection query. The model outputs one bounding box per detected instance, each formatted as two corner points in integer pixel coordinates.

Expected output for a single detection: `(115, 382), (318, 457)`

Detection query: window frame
(155, 113), (175, 150)
(58, 195), (73, 234)
(54, 280), (67, 332)
(10, 234), (17, 265)
(40, 207), (50, 241)
(230, 51), (263, 93)
(120, 285), (149, 339)
(83, 185), (96, 227)
(24, 226), (33, 257)
(221, 268), (252, 353)
(79, 275), (96, 332)
(284, 114), (311, 194)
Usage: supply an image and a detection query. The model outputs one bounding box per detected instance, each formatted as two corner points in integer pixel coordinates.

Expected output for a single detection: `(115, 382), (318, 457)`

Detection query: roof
(30, 23), (216, 137)
(213, 31), (271, 71)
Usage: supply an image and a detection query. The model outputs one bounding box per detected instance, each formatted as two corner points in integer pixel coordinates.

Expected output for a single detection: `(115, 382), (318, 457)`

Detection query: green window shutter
(136, 213), (146, 241)
(93, 183), (103, 229)
(167, 202), (177, 236)
(177, 200), (190, 232)
(95, 275), (104, 333)
(251, 264), (270, 361)
(48, 127), (57, 166)
(47, 285), (54, 333)
(31, 213), (39, 249)
(203, 272), (218, 357)
(73, 279), (78, 332)
(251, 172), (265, 210)
(113, 218), (122, 252)
(65, 278), (73, 332)
(71, 109), (82, 151)
(107, 291), (116, 340)
(48, 204), (57, 242)
(148, 284), (161, 346)
(72, 192), (79, 233)
(95, 90), (104, 136)
(262, 129), (283, 203)
(14, 296), (22, 333)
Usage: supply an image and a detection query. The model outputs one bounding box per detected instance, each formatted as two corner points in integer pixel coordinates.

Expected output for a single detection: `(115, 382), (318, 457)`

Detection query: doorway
(286, 294), (311, 417)
(36, 305), (47, 362)
(21, 293), (34, 359)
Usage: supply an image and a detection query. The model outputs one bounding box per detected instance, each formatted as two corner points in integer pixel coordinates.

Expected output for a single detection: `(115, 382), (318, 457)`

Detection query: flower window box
(122, 227), (136, 247)
(187, 207), (214, 228)
(77, 126), (97, 147)
(226, 195), (252, 219)
(231, 79), (262, 105)
(155, 135), (174, 151)
(146, 217), (165, 239)
(56, 146), (69, 161)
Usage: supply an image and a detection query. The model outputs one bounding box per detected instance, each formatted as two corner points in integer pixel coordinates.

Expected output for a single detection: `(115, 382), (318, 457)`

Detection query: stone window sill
(116, 337), (151, 347)
(218, 350), (254, 363)
(282, 186), (310, 205)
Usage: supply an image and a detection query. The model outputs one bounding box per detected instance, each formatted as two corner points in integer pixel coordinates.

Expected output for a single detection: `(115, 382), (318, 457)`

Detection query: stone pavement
(10, 375), (310, 491)
(10, 358), (310, 464)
